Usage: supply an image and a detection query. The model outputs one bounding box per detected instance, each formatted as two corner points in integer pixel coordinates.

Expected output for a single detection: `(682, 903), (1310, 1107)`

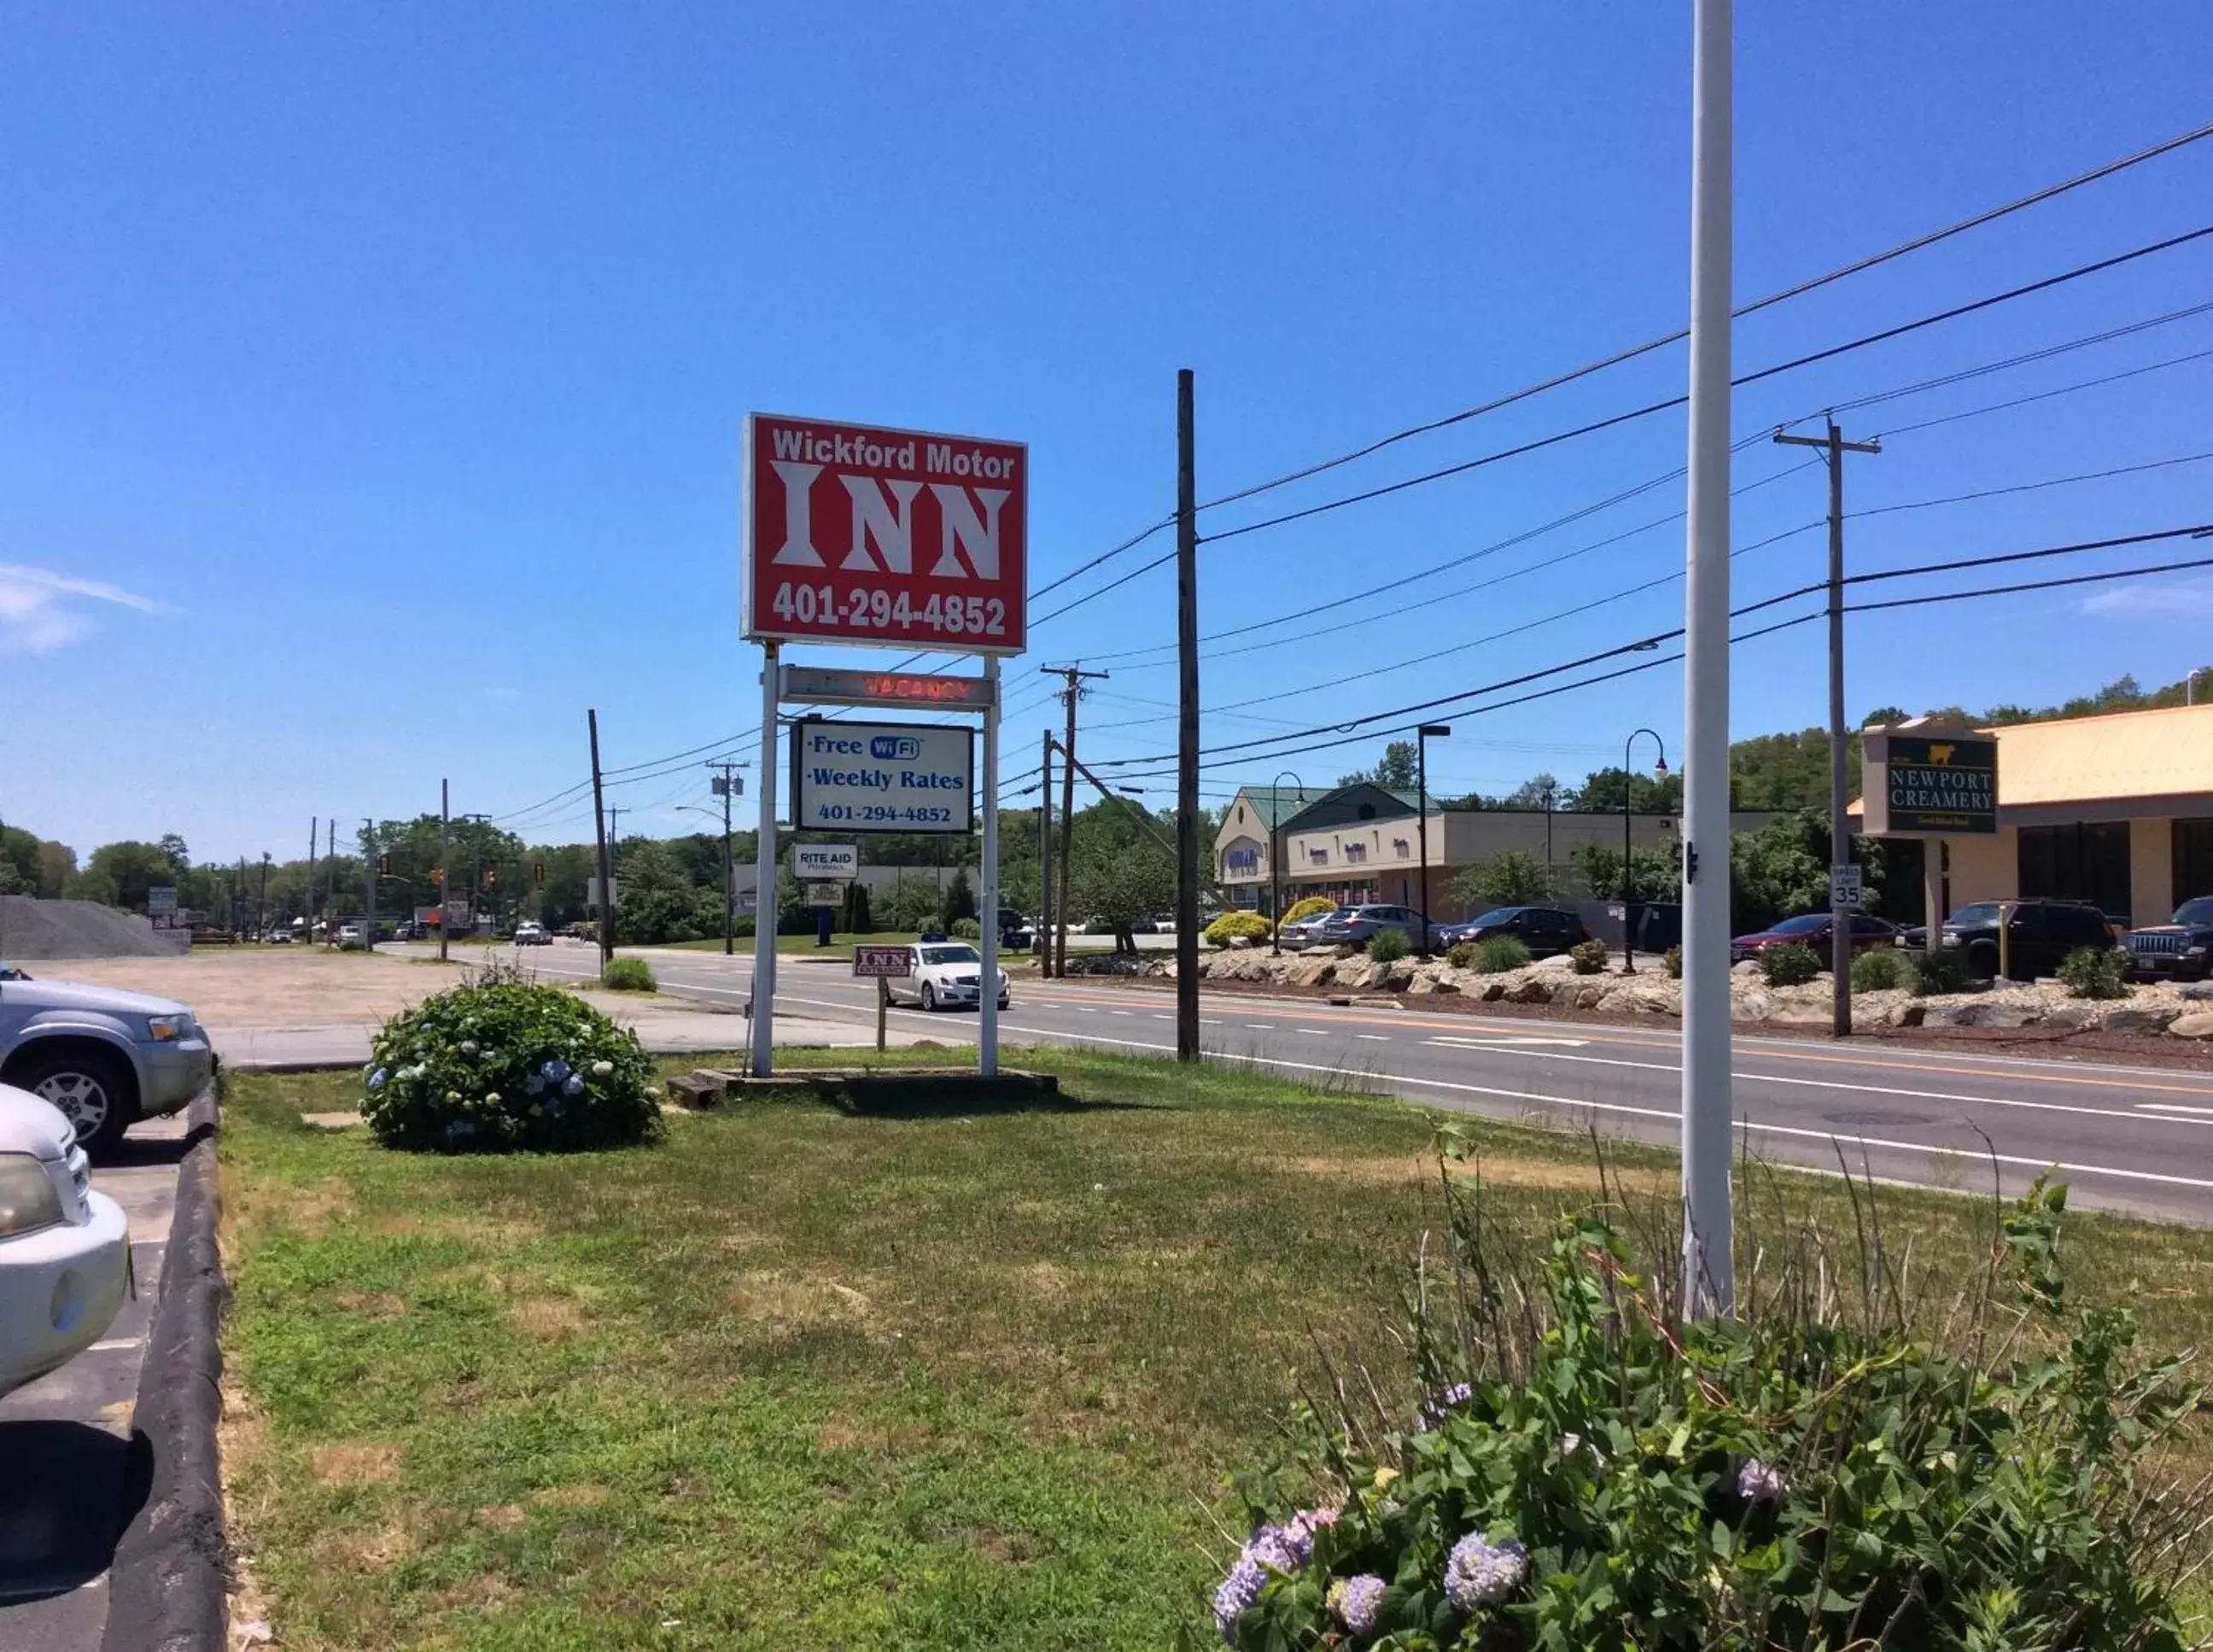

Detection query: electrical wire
(1199, 223), (2213, 547)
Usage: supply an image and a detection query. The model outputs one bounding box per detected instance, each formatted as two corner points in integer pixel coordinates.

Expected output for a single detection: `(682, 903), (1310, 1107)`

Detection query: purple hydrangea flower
(563, 1073), (586, 1097)
(1212, 1554), (1266, 1642)
(1328, 1573), (1387, 1636)
(367, 1067), (388, 1090)
(541, 1058), (570, 1082)
(1737, 1457), (1787, 1504)
(524, 1072), (545, 1095)
(1419, 1381), (1474, 1427)
(1444, 1532), (1527, 1609)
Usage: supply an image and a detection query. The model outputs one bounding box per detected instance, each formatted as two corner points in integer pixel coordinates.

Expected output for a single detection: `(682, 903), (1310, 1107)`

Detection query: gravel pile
(0, 895), (189, 959)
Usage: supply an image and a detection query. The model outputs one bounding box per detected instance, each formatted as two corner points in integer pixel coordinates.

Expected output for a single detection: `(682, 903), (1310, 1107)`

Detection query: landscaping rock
(2041, 1003), (2097, 1030)
(2102, 1005), (2181, 1036)
(1731, 960), (1762, 978)
(2181, 981), (2213, 1001)
(1381, 958), (1419, 991)
(1731, 989), (1774, 1023)
(1407, 969), (1458, 996)
(1953, 1001), (2044, 1029)
(1508, 976), (1553, 1005)
(1478, 978), (1509, 1001)
(1573, 984), (1609, 1010)
(2169, 1010), (2213, 1039)
(1336, 958), (1377, 992)
(1614, 985), (1678, 1015)
(667, 1072), (724, 1109)
(1285, 954), (1336, 989)
(1534, 953), (1577, 972)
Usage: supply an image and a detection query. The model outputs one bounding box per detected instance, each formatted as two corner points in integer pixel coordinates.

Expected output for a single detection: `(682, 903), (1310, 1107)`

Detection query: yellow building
(1854, 702), (2213, 925)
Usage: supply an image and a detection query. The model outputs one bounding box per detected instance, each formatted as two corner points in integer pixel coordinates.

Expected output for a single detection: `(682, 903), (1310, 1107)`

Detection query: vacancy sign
(744, 413), (1027, 654)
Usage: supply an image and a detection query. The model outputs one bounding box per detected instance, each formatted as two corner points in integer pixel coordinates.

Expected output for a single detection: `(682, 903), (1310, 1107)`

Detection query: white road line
(87, 1338), (143, 1352)
(1410, 1039), (2210, 1129)
(2138, 1102), (2213, 1118)
(1244, 1023), (1275, 1030)
(1018, 1028), (2213, 1195)
(1295, 1028), (1332, 1036)
(1427, 1035), (1591, 1049)
(1152, 1013), (1172, 1020)
(1355, 1034), (1391, 1042)
(1110, 1010), (1134, 1017)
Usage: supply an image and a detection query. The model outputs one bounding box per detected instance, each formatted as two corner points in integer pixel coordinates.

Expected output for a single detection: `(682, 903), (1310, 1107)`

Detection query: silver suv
(0, 965), (215, 1153)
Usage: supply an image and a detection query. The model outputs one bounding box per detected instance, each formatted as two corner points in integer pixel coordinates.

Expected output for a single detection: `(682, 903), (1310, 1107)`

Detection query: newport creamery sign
(1860, 719), (1998, 837)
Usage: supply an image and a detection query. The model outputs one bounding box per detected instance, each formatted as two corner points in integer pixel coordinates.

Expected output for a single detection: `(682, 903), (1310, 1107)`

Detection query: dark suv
(2123, 896), (2213, 982)
(1934, 899), (2114, 982)
(1437, 905), (1593, 958)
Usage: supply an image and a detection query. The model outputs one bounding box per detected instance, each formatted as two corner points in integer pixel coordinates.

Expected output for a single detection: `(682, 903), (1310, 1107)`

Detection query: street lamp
(1416, 726), (1451, 956)
(1270, 768), (1306, 954)
(1620, 729), (1668, 974)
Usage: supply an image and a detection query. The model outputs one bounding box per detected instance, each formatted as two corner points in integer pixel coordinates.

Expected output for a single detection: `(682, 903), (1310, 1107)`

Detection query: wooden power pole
(1175, 367), (1200, 1061)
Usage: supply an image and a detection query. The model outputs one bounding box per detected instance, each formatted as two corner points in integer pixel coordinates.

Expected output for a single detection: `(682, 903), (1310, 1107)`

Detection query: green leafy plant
(1366, 927), (1410, 964)
(1848, 947), (1906, 992)
(363, 975), (657, 1153)
(601, 956), (657, 992)
(1206, 912), (1273, 949)
(1756, 940), (1821, 986)
(1280, 896), (1335, 925)
(1568, 938), (1608, 975)
(1474, 934), (1531, 973)
(949, 917), (982, 940)
(1206, 1164), (2208, 1650)
(1914, 949), (1973, 996)
(2058, 943), (2129, 1000)
(1664, 943), (1683, 978)
(1446, 942), (1477, 970)
(1450, 849), (1555, 908)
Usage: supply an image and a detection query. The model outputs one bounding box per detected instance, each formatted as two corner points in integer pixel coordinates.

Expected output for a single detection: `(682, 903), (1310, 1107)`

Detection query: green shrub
(1279, 896), (1335, 925)
(1365, 926), (1410, 963)
(601, 956), (657, 992)
(363, 976), (657, 1153)
(1914, 949), (1973, 996)
(1756, 941), (1821, 986)
(1206, 911), (1272, 949)
(731, 914), (756, 938)
(1568, 937), (1608, 975)
(1208, 1174), (2207, 1650)
(949, 917), (982, 940)
(1664, 943), (1683, 979)
(1446, 941), (1476, 970)
(1474, 933), (1531, 973)
(2058, 943), (2129, 1000)
(1848, 947), (1906, 992)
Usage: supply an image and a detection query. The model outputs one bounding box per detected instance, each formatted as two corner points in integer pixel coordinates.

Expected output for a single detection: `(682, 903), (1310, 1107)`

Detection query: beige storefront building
(1854, 702), (2213, 925)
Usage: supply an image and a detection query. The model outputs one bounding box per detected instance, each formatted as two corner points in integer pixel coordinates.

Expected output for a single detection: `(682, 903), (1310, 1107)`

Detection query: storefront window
(2017, 821), (2133, 922)
(2175, 819), (2213, 905)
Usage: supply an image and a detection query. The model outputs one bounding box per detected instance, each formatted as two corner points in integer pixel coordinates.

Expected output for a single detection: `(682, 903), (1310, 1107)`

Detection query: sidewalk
(210, 1006), (939, 1070)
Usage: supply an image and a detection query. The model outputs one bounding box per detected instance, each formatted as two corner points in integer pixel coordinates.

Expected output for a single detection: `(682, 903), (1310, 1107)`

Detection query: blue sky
(4, 2), (2211, 861)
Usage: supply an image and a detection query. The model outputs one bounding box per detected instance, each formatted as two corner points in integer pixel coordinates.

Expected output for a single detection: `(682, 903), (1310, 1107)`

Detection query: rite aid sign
(790, 844), (858, 881)
(790, 719), (974, 834)
(744, 413), (1026, 655)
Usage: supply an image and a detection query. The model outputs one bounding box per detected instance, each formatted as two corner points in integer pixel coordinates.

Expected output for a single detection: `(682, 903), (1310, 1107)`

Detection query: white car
(512, 922), (551, 947)
(0, 1083), (129, 1397)
(891, 943), (1011, 1013)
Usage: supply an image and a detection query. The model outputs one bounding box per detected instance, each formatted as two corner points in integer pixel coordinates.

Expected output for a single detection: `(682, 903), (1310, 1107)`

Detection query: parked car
(264, 925), (294, 944)
(1276, 911), (1334, 951)
(1920, 899), (2115, 982)
(0, 967), (215, 1153)
(1314, 904), (1437, 950)
(336, 922), (367, 949)
(996, 910), (1035, 949)
(887, 943), (1011, 1012)
(1438, 905), (1594, 957)
(0, 1083), (130, 1398)
(2123, 896), (2213, 982)
(513, 921), (552, 947)
(1728, 912), (1899, 969)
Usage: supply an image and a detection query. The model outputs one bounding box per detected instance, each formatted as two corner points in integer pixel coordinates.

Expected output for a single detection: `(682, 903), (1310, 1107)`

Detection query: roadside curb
(102, 1083), (227, 1652)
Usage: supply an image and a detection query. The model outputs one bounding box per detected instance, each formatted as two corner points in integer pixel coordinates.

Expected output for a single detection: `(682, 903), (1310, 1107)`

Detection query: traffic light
(484, 869), (497, 890)
(534, 861), (545, 887)
(377, 853), (391, 876)
(431, 867), (444, 885)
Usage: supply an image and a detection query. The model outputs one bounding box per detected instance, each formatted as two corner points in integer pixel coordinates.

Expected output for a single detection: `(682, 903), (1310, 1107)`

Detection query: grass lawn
(219, 1049), (2213, 1650)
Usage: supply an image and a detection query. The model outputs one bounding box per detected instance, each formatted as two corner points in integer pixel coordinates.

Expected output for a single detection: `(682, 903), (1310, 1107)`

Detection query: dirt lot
(14, 947), (657, 1030)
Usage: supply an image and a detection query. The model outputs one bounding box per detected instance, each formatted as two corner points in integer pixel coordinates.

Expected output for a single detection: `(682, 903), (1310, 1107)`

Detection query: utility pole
(1175, 367), (1200, 1061)
(1776, 416), (1880, 1039)
(361, 820), (376, 949)
(1038, 728), (1054, 974)
(1679, 0), (1735, 1319)
(326, 819), (337, 944)
(307, 817), (318, 941)
(258, 852), (270, 939)
(709, 763), (744, 955)
(439, 780), (451, 961)
(588, 711), (614, 973)
(1042, 663), (1107, 978)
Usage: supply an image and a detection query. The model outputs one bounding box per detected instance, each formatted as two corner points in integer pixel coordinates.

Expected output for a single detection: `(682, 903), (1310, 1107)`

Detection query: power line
(1199, 223), (2213, 547)
(1188, 120), (2213, 517)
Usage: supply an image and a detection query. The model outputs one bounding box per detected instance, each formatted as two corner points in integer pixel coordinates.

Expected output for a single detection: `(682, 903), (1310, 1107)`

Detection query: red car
(1729, 913), (1898, 969)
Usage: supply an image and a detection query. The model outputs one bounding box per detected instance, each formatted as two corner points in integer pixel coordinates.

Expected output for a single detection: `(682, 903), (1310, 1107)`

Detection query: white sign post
(790, 844), (859, 881)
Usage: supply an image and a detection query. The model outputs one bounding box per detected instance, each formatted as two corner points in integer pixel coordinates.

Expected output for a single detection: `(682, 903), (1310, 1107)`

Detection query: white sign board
(789, 720), (974, 834)
(1829, 864), (1863, 910)
(148, 885), (178, 916)
(587, 876), (619, 914)
(790, 844), (858, 881)
(804, 881), (843, 907)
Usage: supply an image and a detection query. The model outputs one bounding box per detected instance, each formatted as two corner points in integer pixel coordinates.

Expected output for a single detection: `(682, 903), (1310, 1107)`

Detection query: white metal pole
(750, 643), (781, 1077)
(978, 657), (1001, 1077)
(1679, 0), (1736, 1319)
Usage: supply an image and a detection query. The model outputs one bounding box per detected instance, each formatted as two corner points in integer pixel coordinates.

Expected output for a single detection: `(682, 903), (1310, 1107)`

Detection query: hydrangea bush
(362, 972), (658, 1153)
(1201, 1165), (2206, 1650)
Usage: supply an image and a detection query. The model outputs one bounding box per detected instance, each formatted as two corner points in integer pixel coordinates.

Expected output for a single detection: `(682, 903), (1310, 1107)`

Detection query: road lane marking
(1427, 1035), (1591, 1049)
(1355, 1034), (1391, 1042)
(1295, 1028), (1332, 1036)
(87, 1338), (143, 1352)
(2137, 1102), (2213, 1117)
(1110, 1010), (1133, 1017)
(1244, 1022), (1274, 1029)
(1022, 1030), (2213, 1195)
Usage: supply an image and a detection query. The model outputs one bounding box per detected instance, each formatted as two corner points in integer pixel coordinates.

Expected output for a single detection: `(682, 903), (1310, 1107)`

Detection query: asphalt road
(0, 1113), (190, 1650)
(499, 942), (2213, 1227)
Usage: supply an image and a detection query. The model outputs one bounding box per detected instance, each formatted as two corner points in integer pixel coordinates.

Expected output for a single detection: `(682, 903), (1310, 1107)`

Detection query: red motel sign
(744, 413), (1026, 655)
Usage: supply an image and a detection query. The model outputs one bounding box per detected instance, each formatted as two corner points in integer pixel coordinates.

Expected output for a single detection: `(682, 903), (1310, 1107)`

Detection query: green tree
(884, 874), (942, 931)
(1861, 705), (1908, 727)
(1066, 800), (1174, 952)
(1340, 739), (1419, 790)
(71, 840), (185, 911)
(1450, 849), (1557, 908)
(941, 867), (978, 925)
(0, 826), (73, 898)
(616, 839), (700, 944)
(1571, 841), (1680, 904)
(1572, 766), (1684, 814)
